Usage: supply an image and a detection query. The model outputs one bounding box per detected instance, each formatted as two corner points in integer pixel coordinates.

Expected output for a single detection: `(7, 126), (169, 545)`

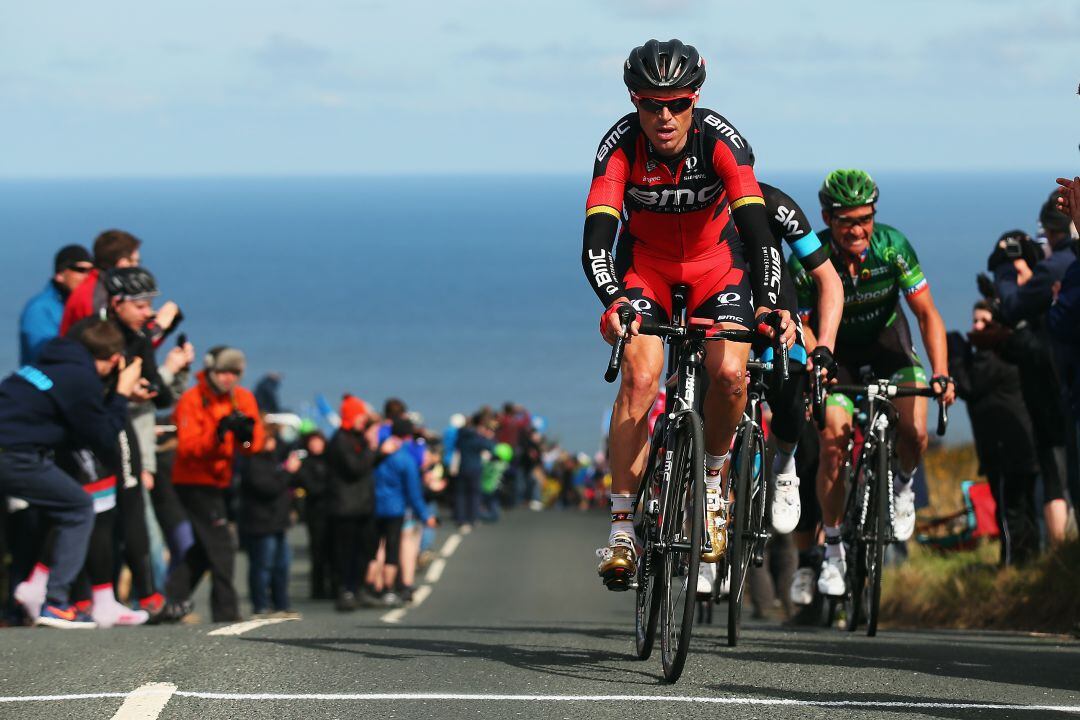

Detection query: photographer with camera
(981, 224), (1075, 547)
(164, 346), (264, 622)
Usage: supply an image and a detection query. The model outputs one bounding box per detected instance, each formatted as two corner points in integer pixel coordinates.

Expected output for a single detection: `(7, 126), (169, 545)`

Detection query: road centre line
(382, 585), (432, 624)
(2, 690), (1077, 714)
(110, 683), (177, 720)
(425, 557), (447, 583)
(207, 617), (298, 637)
(440, 533), (463, 558)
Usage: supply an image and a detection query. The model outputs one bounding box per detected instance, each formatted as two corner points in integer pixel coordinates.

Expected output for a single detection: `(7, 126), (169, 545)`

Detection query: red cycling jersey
(582, 108), (774, 326)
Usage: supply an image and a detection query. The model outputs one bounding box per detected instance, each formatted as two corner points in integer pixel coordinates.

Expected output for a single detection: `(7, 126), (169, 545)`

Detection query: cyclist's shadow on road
(243, 624), (665, 686)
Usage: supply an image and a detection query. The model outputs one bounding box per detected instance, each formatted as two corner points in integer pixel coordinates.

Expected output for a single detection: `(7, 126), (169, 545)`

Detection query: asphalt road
(1, 509), (1078, 719)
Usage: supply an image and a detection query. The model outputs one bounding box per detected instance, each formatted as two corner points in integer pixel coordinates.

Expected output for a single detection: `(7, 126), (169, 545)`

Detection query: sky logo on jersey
(596, 120), (632, 163)
(703, 115), (745, 149)
(774, 205), (801, 235)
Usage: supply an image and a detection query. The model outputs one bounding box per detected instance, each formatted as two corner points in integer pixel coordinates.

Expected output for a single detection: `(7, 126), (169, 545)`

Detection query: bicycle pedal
(601, 568), (632, 592)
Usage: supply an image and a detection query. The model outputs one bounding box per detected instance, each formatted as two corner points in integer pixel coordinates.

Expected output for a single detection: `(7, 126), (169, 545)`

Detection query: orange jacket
(172, 371), (265, 489)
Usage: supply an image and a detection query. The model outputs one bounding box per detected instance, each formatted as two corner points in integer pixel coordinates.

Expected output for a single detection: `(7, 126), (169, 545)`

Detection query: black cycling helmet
(104, 267), (159, 301)
(624, 39), (706, 93)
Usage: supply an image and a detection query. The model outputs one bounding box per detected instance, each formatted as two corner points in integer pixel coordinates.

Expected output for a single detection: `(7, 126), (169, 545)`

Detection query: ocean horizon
(0, 171), (1067, 450)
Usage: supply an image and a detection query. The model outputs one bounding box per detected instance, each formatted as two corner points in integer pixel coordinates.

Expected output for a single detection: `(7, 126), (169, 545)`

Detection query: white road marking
(0, 690), (1076, 714)
(440, 533), (463, 558)
(425, 558), (447, 583)
(110, 683), (177, 720)
(207, 617), (298, 637)
(381, 533), (462, 624)
(381, 586), (433, 624)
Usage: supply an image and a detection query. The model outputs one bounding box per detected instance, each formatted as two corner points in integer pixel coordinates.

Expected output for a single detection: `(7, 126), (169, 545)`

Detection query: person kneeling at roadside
(373, 417), (436, 607)
(0, 319), (141, 628)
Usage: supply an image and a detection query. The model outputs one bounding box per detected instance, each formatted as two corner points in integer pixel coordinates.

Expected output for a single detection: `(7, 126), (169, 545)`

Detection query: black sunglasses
(831, 211), (876, 229)
(67, 264), (93, 274)
(632, 92), (696, 115)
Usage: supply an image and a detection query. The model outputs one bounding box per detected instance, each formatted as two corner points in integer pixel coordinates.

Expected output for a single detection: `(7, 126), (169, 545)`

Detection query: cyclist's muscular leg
(608, 335), (665, 496)
(702, 334), (751, 456)
(894, 392), (928, 475)
(817, 403), (853, 528)
(599, 334), (664, 590)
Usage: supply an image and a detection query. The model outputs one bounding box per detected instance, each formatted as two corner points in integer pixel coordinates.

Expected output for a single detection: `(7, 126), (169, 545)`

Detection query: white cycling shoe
(817, 555), (847, 597)
(893, 486), (916, 542)
(789, 567), (815, 606)
(770, 472), (801, 534)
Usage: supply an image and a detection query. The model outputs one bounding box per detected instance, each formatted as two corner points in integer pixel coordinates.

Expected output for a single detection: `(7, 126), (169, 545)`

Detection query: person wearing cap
(326, 394), (380, 611)
(18, 244), (93, 366)
(372, 417), (436, 607)
(164, 346), (264, 622)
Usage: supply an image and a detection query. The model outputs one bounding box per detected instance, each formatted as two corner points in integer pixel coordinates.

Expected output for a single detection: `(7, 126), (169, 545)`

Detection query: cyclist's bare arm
(807, 261), (843, 352)
(904, 287), (956, 404)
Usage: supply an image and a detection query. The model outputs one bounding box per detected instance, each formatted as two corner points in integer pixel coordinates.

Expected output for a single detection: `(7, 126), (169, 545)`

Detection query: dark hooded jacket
(0, 337), (127, 467)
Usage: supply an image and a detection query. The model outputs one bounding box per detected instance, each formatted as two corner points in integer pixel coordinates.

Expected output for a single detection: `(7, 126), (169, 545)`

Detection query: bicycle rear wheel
(865, 437), (891, 637)
(659, 411), (704, 683)
(634, 462), (662, 660)
(726, 424), (760, 647)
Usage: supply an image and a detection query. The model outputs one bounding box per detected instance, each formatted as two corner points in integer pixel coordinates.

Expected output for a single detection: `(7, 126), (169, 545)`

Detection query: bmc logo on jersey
(627, 178), (723, 209)
(703, 115), (745, 150)
(596, 120), (632, 163)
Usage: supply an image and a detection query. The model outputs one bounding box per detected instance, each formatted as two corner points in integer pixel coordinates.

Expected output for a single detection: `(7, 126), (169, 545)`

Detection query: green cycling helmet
(818, 169), (879, 209)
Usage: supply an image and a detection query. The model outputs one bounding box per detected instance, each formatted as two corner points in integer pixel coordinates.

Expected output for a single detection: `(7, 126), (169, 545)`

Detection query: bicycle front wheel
(726, 424), (761, 647)
(865, 436), (891, 637)
(659, 411), (704, 683)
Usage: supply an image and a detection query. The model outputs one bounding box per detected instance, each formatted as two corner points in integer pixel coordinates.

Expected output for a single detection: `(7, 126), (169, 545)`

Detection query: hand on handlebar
(600, 300), (640, 346)
(808, 346), (837, 383)
(930, 374), (956, 406)
(754, 309), (796, 348)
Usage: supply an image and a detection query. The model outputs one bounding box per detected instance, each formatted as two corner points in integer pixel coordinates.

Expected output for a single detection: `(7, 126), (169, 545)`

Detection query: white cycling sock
(609, 493), (635, 541)
(772, 447), (796, 477)
(705, 452), (729, 493)
(824, 526), (845, 560)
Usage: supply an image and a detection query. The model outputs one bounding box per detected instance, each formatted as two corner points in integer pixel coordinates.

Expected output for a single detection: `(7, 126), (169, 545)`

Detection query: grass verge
(881, 538), (1080, 635)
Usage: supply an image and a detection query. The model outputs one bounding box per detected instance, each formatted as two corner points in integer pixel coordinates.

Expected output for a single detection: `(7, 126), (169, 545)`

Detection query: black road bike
(604, 285), (755, 682)
(828, 378), (947, 636)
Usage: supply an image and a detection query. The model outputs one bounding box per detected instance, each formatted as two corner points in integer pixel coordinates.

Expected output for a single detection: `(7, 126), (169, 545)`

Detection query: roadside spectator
(327, 394), (379, 611)
(60, 230), (141, 335)
(239, 430), (299, 618)
(254, 373), (283, 415)
(454, 412), (496, 528)
(373, 417), (434, 607)
(1056, 176), (1080, 229)
(294, 430), (333, 600)
(0, 320), (141, 628)
(19, 245), (93, 365)
(165, 346), (264, 623)
(949, 301), (1040, 565)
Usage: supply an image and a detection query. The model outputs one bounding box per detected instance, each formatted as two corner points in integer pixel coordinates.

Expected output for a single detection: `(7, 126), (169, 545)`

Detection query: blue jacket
(995, 245), (1077, 325)
(373, 447), (430, 520)
(1048, 258), (1080, 413)
(456, 426), (495, 478)
(18, 281), (65, 366)
(0, 337), (127, 468)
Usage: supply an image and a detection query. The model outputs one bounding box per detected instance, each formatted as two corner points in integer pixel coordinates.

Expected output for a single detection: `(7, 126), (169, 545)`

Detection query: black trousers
(306, 511), (334, 599)
(333, 515), (374, 594)
(166, 485), (240, 622)
(987, 470), (1039, 566)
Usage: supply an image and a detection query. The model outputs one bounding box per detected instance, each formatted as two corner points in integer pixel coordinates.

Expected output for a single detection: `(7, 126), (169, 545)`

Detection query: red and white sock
(91, 584), (149, 628)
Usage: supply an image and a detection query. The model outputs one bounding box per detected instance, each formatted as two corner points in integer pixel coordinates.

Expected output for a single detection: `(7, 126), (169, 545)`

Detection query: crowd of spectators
(0, 237), (601, 628)
(946, 178), (1080, 565)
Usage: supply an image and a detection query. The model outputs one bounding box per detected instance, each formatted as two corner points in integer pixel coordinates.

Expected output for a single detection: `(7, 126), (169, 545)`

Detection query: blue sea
(0, 172), (1063, 450)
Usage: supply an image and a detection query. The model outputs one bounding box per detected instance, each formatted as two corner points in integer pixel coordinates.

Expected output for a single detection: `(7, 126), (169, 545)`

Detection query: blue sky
(1, 0), (1076, 177)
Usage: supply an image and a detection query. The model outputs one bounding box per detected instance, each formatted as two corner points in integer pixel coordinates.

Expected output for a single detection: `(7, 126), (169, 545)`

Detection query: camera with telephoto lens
(217, 411), (256, 446)
(1002, 234), (1024, 259)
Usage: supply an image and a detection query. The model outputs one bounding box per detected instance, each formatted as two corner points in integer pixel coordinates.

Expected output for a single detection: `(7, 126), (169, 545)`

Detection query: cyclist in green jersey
(788, 169), (955, 599)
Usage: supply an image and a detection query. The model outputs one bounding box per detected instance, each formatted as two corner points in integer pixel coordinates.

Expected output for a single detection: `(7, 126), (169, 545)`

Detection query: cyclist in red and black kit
(585, 39), (794, 590)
